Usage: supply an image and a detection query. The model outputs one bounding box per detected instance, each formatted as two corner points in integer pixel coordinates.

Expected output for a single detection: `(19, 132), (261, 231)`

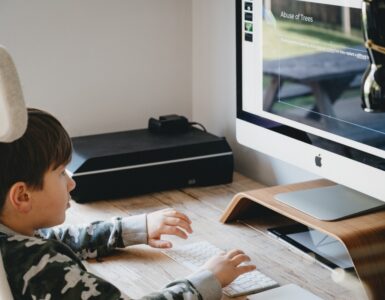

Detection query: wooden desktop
(64, 173), (377, 299)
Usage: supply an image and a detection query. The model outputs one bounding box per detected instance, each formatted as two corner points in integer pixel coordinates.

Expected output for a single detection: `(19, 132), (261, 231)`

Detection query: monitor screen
(236, 0), (385, 210)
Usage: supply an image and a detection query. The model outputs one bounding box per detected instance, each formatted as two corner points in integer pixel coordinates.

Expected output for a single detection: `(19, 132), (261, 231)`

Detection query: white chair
(0, 45), (26, 300)
(0, 46), (27, 143)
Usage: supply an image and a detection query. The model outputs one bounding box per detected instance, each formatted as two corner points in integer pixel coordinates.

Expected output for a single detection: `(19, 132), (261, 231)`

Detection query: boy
(0, 108), (255, 300)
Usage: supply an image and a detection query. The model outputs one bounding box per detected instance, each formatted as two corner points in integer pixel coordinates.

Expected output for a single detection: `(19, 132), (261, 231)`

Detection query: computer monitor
(237, 0), (385, 220)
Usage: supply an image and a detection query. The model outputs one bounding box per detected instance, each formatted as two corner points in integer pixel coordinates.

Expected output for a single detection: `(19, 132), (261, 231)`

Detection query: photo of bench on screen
(261, 0), (385, 152)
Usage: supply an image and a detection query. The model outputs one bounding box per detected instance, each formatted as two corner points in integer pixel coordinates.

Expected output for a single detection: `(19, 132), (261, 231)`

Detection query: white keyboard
(162, 241), (279, 297)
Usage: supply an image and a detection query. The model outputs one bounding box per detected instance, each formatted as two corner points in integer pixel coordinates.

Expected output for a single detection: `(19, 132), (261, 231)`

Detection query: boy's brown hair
(0, 108), (72, 211)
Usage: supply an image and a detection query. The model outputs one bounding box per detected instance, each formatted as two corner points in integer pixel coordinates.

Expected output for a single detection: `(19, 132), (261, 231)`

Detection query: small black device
(148, 114), (207, 134)
(268, 224), (354, 272)
(148, 114), (190, 134)
(68, 128), (233, 202)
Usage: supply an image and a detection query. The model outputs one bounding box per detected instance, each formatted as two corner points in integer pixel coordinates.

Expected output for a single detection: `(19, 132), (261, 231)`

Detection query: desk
(263, 49), (367, 119)
(64, 173), (365, 299)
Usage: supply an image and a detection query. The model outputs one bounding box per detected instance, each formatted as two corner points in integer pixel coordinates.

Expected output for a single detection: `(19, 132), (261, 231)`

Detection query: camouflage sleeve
(37, 214), (148, 259)
(24, 263), (218, 300)
(169, 270), (222, 300)
(21, 253), (218, 300)
(121, 270), (221, 300)
(2, 235), (124, 300)
(2, 234), (222, 300)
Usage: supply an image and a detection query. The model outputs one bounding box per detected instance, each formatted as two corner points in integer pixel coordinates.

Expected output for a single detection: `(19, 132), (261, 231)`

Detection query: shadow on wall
(233, 143), (318, 186)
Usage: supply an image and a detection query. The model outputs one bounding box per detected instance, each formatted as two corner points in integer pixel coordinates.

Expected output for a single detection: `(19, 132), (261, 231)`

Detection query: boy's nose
(67, 175), (76, 192)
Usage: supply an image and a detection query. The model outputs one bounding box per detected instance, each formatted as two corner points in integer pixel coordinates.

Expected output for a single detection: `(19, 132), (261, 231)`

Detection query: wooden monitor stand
(220, 179), (385, 300)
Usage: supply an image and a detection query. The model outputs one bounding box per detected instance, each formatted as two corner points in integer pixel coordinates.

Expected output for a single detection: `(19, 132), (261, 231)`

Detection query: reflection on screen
(288, 229), (354, 269)
(262, 0), (385, 151)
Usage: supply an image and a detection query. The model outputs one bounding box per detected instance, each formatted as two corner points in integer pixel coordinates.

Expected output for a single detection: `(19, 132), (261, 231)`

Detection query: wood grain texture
(64, 174), (363, 299)
(220, 179), (385, 300)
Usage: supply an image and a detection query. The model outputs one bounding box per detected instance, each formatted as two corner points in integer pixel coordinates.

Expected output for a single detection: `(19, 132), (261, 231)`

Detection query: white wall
(0, 0), (314, 185)
(0, 0), (192, 137)
(192, 0), (317, 186)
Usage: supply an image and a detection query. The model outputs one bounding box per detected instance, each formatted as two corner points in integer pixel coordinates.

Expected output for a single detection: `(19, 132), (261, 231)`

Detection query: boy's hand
(201, 249), (256, 287)
(147, 208), (193, 248)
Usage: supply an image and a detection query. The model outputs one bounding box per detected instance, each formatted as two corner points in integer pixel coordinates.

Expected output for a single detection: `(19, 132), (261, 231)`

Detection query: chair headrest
(0, 46), (27, 143)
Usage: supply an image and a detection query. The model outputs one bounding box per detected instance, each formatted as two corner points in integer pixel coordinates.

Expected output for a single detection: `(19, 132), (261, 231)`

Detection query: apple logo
(315, 154), (322, 167)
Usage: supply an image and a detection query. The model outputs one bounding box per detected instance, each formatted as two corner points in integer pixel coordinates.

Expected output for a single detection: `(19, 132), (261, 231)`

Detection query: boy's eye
(61, 170), (66, 176)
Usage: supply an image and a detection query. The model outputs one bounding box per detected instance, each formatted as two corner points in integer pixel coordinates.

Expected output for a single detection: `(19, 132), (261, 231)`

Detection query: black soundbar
(68, 128), (233, 202)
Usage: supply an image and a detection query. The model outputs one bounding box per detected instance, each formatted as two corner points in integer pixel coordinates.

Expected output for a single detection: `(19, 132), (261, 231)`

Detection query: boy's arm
(3, 234), (222, 300)
(28, 267), (221, 300)
(37, 214), (148, 259)
(163, 270), (222, 300)
(17, 253), (221, 300)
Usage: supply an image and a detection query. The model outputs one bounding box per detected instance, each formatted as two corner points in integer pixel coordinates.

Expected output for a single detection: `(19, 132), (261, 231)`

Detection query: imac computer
(237, 0), (385, 220)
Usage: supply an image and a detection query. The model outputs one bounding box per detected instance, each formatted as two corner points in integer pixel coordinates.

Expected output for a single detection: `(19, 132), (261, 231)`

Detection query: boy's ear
(7, 182), (32, 213)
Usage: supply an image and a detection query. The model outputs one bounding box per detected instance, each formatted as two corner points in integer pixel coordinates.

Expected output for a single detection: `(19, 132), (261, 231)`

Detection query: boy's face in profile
(28, 164), (76, 229)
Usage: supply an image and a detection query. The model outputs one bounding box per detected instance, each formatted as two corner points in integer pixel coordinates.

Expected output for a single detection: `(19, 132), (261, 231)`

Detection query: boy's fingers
(165, 217), (193, 233)
(231, 254), (251, 266)
(225, 249), (245, 259)
(149, 239), (172, 248)
(164, 226), (189, 239)
(237, 264), (256, 275)
(163, 210), (192, 224)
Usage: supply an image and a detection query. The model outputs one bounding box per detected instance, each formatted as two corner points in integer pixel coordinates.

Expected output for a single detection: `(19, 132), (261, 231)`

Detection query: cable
(189, 122), (207, 132)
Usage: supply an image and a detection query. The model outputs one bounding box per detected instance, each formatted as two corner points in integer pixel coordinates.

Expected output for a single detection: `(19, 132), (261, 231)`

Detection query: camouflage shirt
(0, 215), (222, 300)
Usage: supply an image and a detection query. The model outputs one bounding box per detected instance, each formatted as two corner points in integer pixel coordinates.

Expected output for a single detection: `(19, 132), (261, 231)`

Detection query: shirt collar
(0, 223), (37, 237)
(0, 223), (19, 236)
